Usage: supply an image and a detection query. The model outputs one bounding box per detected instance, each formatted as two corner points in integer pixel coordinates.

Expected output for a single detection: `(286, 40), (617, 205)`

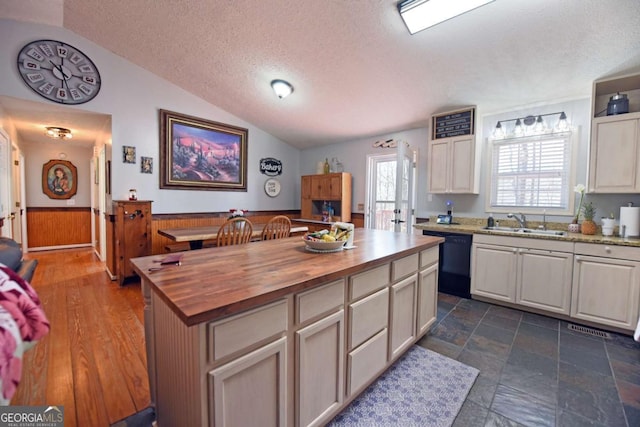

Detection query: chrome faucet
(507, 212), (527, 229)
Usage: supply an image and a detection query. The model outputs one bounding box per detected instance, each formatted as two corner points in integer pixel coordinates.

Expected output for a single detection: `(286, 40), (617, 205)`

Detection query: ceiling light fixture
(271, 79), (294, 99)
(398, 0), (495, 35)
(492, 112), (570, 139)
(45, 127), (73, 140)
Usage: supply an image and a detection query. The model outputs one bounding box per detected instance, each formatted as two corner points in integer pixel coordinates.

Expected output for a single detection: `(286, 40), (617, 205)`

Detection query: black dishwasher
(422, 230), (472, 299)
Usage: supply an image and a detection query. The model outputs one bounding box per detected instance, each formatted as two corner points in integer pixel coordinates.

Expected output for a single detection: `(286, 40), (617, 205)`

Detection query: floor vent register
(567, 323), (611, 339)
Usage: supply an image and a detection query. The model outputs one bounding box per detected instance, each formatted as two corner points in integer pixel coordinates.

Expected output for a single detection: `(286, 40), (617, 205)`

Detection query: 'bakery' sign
(260, 158), (283, 176)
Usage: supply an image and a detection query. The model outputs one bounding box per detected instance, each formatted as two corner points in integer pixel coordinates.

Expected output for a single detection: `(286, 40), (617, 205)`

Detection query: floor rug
(327, 345), (479, 427)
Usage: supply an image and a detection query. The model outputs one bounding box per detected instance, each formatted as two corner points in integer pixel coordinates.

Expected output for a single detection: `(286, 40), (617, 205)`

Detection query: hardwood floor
(12, 248), (150, 426)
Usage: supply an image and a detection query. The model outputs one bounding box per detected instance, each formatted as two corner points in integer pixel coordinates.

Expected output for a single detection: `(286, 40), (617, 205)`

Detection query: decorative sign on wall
(260, 158), (283, 176)
(432, 107), (475, 140)
(264, 178), (281, 197)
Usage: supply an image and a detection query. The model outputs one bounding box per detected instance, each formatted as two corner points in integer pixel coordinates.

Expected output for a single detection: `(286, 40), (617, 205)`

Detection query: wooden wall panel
(27, 207), (92, 248)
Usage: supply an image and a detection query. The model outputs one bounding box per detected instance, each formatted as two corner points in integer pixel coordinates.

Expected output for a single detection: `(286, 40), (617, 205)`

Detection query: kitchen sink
(483, 226), (567, 237)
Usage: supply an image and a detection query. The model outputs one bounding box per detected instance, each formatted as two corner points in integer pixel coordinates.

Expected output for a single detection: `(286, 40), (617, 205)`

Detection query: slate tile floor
(417, 293), (640, 427)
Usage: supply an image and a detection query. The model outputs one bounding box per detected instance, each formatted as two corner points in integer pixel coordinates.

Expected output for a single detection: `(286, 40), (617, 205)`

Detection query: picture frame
(141, 156), (153, 174)
(42, 159), (78, 199)
(159, 109), (248, 191)
(123, 145), (136, 164)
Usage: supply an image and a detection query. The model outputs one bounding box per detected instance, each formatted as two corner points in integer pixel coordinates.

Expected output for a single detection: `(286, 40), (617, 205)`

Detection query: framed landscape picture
(42, 159), (78, 199)
(159, 109), (248, 191)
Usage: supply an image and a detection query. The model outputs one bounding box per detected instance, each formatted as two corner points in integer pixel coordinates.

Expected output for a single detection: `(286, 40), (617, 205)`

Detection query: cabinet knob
(575, 255), (581, 262)
(512, 248), (518, 253)
(604, 246), (612, 253)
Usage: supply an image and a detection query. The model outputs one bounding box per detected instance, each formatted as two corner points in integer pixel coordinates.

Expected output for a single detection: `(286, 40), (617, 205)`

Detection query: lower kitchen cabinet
(389, 274), (418, 360)
(417, 262), (438, 335)
(572, 243), (640, 330)
(296, 310), (345, 427)
(517, 248), (573, 315)
(471, 241), (517, 302)
(209, 337), (287, 427)
(472, 235), (574, 314)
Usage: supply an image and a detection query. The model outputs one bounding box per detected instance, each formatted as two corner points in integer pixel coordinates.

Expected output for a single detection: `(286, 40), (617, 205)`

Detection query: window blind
(490, 134), (571, 210)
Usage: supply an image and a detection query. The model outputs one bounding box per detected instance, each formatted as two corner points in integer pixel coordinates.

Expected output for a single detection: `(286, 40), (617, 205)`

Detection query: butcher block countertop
(130, 228), (443, 326)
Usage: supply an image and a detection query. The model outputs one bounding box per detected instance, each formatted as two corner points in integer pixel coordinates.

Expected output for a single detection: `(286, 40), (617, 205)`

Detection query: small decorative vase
(601, 218), (615, 237)
(581, 220), (597, 235)
(568, 223), (581, 233)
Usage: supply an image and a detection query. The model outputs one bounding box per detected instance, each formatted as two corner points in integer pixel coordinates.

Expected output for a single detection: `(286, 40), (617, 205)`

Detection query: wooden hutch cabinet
(300, 172), (352, 222)
(112, 200), (152, 285)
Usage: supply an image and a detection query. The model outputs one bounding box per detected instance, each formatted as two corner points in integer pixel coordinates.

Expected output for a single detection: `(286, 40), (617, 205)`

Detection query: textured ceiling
(4, 0), (640, 149)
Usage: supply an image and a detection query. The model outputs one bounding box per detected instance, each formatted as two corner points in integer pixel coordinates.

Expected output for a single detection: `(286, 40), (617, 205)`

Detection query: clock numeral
(83, 76), (97, 85)
(78, 83), (94, 96)
(23, 60), (41, 70)
(69, 88), (83, 101)
(56, 46), (69, 58)
(38, 82), (55, 95)
(38, 43), (55, 57)
(56, 88), (68, 100)
(69, 52), (83, 65)
(26, 73), (44, 83)
(78, 64), (94, 73)
(27, 48), (45, 62)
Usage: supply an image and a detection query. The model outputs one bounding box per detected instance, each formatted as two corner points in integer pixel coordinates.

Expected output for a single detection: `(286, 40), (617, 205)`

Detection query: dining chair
(216, 217), (254, 246)
(261, 215), (292, 240)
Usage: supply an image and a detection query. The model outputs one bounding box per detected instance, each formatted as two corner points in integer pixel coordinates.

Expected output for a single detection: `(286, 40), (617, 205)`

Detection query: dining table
(158, 223), (309, 250)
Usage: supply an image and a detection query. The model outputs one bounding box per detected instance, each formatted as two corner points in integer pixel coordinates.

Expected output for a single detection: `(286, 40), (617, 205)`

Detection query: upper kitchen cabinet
(588, 73), (640, 193)
(428, 107), (480, 194)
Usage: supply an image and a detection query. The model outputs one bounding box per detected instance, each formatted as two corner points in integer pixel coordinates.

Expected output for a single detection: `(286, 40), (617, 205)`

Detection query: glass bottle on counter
(323, 158), (330, 174)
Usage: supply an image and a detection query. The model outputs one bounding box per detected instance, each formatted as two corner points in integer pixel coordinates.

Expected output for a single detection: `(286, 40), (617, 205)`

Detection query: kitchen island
(130, 228), (442, 427)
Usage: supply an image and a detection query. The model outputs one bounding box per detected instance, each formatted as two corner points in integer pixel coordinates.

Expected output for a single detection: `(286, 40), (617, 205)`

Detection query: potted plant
(581, 201), (597, 235)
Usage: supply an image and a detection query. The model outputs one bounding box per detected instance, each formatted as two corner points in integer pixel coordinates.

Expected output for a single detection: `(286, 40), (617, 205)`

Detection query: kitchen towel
(619, 206), (640, 237)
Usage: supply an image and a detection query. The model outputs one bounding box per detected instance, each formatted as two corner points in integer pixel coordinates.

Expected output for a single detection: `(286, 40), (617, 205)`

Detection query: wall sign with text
(260, 158), (283, 176)
(432, 107), (475, 140)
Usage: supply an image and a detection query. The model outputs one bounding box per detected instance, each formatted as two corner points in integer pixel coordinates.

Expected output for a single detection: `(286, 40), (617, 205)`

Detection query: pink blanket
(0, 264), (49, 404)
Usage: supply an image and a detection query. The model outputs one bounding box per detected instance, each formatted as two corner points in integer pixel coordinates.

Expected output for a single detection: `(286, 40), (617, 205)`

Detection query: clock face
(17, 39), (101, 105)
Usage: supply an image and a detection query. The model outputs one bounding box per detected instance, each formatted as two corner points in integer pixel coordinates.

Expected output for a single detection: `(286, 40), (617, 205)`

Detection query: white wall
(300, 127), (429, 215)
(0, 19), (300, 214)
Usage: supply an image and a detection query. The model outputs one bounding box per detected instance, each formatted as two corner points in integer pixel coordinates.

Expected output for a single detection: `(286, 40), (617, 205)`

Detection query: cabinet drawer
(349, 288), (389, 350)
(575, 242), (640, 262)
(208, 299), (288, 362)
(420, 246), (439, 268)
(392, 253), (419, 281)
(347, 328), (388, 396)
(349, 264), (390, 301)
(296, 279), (344, 325)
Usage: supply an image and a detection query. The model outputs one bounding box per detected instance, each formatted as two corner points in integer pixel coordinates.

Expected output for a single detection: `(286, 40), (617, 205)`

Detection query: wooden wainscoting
(93, 208), (101, 257)
(27, 207), (92, 249)
(150, 211), (301, 255)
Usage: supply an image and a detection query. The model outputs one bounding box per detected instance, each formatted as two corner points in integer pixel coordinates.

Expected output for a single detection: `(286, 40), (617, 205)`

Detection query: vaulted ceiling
(3, 0), (640, 149)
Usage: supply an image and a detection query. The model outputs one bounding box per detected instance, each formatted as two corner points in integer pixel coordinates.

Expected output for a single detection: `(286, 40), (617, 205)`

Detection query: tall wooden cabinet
(300, 173), (352, 222)
(113, 200), (152, 285)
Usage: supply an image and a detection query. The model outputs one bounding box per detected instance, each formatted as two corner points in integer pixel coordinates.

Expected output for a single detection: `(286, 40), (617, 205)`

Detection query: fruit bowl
(302, 235), (347, 251)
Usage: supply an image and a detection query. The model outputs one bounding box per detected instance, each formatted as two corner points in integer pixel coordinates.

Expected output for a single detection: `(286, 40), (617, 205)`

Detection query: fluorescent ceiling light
(398, 0), (495, 34)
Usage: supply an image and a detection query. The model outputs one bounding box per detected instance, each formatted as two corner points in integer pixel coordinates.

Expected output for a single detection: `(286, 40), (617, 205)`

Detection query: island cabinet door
(417, 262), (438, 336)
(208, 337), (287, 427)
(389, 273), (418, 361)
(296, 309), (345, 427)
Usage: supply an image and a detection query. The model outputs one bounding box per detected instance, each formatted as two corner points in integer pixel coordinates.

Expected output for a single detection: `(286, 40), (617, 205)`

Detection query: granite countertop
(414, 220), (640, 248)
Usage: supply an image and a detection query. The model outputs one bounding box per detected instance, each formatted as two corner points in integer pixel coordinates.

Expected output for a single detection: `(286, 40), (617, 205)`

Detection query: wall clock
(16, 39), (101, 105)
(264, 178), (281, 198)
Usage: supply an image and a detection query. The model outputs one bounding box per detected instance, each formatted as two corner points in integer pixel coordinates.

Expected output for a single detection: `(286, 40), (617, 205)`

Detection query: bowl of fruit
(302, 229), (348, 252)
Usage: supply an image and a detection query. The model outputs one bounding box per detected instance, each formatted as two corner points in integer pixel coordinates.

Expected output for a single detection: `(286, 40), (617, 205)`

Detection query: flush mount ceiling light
(271, 79), (294, 99)
(45, 126), (73, 140)
(398, 0), (495, 34)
